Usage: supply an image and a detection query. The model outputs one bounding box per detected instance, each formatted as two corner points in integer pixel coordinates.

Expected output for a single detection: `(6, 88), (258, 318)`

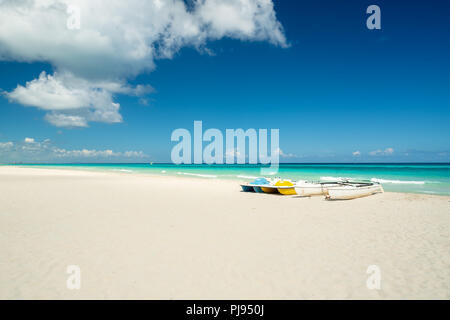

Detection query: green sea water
(8, 163), (450, 196)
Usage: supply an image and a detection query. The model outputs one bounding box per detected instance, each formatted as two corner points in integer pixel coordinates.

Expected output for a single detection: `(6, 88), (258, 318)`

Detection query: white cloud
(7, 71), (124, 127)
(352, 151), (361, 156)
(274, 148), (296, 158)
(1, 0), (287, 127)
(0, 141), (14, 149)
(369, 147), (395, 156)
(45, 113), (88, 127)
(0, 138), (147, 162)
(197, 0), (287, 47)
(9, 72), (91, 111)
(52, 148), (145, 158)
(123, 150), (146, 158)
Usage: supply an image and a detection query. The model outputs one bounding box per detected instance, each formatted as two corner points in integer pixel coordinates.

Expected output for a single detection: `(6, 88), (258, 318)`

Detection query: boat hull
(240, 185), (255, 192)
(274, 180), (297, 195)
(278, 187), (297, 195)
(326, 184), (383, 200)
(261, 186), (279, 193)
(253, 186), (265, 193)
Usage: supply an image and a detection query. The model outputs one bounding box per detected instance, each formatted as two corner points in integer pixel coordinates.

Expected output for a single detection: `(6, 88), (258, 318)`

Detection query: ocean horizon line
(4, 162), (450, 165)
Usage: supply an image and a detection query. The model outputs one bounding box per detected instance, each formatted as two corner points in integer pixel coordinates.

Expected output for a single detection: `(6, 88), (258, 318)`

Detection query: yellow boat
(260, 186), (279, 193)
(275, 180), (297, 195)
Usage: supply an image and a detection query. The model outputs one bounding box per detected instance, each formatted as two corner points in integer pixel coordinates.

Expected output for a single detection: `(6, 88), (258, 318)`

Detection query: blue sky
(0, 0), (449, 163)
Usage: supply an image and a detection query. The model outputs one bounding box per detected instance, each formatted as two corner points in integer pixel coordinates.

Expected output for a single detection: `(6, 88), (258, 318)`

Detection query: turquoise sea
(8, 163), (450, 196)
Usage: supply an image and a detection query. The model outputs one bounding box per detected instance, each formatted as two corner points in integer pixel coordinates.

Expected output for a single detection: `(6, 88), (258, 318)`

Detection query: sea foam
(237, 175), (259, 179)
(177, 172), (217, 178)
(370, 178), (425, 185)
(320, 176), (350, 182)
(112, 169), (133, 173)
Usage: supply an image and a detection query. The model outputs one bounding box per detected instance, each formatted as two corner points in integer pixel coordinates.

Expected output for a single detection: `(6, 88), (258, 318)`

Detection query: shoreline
(3, 164), (449, 197)
(1, 166), (449, 299)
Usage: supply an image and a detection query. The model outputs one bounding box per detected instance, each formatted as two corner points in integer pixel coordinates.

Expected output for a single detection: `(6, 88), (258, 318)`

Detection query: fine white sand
(0, 166), (449, 299)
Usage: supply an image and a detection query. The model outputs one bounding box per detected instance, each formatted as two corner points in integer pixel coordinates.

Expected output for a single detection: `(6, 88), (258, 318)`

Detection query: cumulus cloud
(45, 113), (89, 127)
(0, 141), (14, 149)
(352, 150), (361, 156)
(274, 148), (296, 158)
(6, 71), (140, 127)
(1, 0), (287, 127)
(369, 147), (394, 156)
(52, 148), (145, 158)
(0, 137), (147, 162)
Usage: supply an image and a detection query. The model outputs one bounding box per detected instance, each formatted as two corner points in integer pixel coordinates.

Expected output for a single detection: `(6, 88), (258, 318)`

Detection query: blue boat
(240, 184), (255, 192)
(240, 177), (270, 193)
(253, 186), (265, 193)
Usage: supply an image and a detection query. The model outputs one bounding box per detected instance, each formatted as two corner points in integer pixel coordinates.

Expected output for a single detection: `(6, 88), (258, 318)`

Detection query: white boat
(326, 182), (384, 200)
(294, 181), (340, 197)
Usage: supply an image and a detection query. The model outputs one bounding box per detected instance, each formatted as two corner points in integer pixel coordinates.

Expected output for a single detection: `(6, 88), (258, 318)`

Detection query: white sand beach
(0, 166), (449, 299)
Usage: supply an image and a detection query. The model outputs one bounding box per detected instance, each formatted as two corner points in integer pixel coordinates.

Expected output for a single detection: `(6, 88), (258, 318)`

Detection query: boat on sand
(275, 180), (297, 195)
(240, 178), (270, 193)
(326, 181), (383, 200)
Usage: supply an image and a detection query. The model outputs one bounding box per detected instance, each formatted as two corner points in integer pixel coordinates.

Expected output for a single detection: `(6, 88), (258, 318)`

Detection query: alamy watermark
(171, 121), (280, 175)
(366, 5), (381, 30)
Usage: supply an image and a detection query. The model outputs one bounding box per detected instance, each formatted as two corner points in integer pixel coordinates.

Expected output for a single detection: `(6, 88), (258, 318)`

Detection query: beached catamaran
(326, 181), (384, 200)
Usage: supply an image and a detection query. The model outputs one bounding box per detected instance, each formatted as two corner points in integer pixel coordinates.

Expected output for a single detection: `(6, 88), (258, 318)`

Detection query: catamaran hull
(326, 184), (383, 200)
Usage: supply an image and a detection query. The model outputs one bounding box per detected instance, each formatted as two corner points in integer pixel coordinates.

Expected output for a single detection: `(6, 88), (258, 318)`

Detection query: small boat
(260, 185), (279, 193)
(294, 181), (341, 197)
(258, 179), (297, 195)
(251, 177), (271, 193)
(275, 180), (297, 195)
(245, 178), (282, 194)
(240, 177), (270, 193)
(250, 177), (277, 194)
(326, 181), (383, 200)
